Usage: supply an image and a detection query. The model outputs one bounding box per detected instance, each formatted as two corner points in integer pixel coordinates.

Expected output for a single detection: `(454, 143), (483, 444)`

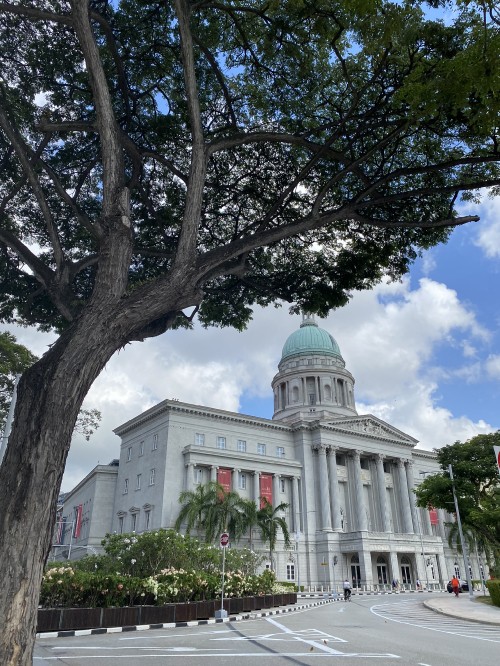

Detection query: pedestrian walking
(451, 575), (460, 597)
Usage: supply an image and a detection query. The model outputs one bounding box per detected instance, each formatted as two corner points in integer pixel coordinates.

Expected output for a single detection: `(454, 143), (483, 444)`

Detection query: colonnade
(184, 462), (302, 533)
(312, 445), (427, 536)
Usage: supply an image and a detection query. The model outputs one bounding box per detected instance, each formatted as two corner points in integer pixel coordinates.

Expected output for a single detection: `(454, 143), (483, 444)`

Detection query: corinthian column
(253, 471), (260, 508)
(375, 454), (391, 532)
(397, 459), (414, 533)
(315, 444), (332, 530)
(405, 460), (418, 533)
(351, 450), (368, 531)
(328, 446), (343, 531)
(292, 476), (301, 533)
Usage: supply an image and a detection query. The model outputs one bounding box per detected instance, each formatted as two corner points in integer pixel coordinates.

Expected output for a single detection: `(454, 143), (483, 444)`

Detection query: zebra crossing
(370, 599), (500, 643)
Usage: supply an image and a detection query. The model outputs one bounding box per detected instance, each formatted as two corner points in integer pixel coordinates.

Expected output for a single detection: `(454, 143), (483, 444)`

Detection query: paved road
(34, 597), (500, 665)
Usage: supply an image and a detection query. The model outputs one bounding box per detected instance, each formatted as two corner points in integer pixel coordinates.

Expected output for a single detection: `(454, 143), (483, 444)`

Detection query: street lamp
(294, 532), (301, 593)
(448, 465), (474, 601)
(415, 509), (430, 590)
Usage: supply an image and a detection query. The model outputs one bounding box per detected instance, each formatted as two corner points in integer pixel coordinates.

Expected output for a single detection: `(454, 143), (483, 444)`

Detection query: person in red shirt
(451, 576), (460, 597)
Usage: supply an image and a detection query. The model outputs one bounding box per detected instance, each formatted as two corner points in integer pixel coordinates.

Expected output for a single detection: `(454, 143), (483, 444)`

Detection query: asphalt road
(34, 596), (500, 665)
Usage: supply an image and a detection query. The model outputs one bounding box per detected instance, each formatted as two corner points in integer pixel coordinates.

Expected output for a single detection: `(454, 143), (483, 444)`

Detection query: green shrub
(486, 579), (500, 607)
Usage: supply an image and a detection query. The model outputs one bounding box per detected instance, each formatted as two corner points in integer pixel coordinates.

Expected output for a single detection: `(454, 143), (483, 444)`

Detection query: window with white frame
(127, 446), (132, 461)
(118, 516), (124, 533)
(257, 443), (266, 455)
(149, 468), (156, 486)
(139, 441), (144, 456)
(286, 563), (295, 581)
(195, 468), (203, 484)
(195, 433), (205, 446)
(131, 512), (137, 532)
(280, 477), (286, 493)
(144, 510), (151, 530)
(276, 446), (285, 459)
(123, 478), (129, 494)
(238, 472), (247, 490)
(152, 433), (158, 450)
(217, 436), (226, 450)
(237, 439), (247, 452)
(136, 474), (142, 490)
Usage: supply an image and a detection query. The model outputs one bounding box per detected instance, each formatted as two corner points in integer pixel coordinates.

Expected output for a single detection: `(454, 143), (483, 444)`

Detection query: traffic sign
(494, 446), (500, 476)
(220, 532), (229, 547)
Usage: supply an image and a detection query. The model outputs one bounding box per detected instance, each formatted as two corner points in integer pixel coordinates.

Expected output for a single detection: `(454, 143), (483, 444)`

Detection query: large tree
(0, 0), (499, 662)
(415, 432), (500, 576)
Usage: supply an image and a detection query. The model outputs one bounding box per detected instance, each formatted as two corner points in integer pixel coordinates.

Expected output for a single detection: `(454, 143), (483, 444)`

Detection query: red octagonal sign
(220, 532), (229, 547)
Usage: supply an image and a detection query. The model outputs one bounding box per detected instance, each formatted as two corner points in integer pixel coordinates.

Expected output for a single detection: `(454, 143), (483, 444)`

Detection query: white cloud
(468, 194), (500, 259)
(485, 354), (500, 379)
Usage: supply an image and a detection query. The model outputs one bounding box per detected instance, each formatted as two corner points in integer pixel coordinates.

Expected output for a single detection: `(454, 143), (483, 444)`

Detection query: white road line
(35, 652), (401, 660)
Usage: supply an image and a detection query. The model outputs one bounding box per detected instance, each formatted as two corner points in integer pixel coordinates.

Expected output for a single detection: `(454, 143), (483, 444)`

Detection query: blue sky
(5, 193), (500, 491)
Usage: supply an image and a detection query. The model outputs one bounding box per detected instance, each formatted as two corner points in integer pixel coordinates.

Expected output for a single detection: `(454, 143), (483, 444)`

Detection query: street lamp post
(294, 532), (301, 593)
(415, 510), (430, 590)
(448, 464), (474, 601)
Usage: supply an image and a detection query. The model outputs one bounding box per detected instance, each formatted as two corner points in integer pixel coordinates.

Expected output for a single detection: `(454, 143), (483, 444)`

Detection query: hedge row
(486, 579), (500, 607)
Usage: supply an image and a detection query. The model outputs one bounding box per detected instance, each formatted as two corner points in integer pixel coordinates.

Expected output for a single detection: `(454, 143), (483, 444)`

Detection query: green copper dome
(281, 316), (342, 361)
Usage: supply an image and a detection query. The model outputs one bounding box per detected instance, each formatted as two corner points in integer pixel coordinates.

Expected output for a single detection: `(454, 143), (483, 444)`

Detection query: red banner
(217, 468), (232, 493)
(260, 473), (273, 508)
(74, 504), (83, 538)
(429, 507), (438, 525)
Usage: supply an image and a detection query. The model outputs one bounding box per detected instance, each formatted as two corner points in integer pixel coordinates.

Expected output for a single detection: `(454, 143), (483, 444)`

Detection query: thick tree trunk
(0, 311), (136, 664)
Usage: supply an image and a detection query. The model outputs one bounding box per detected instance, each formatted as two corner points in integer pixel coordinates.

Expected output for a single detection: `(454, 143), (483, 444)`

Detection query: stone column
(437, 509), (447, 541)
(351, 450), (368, 531)
(292, 476), (301, 533)
(273, 473), (280, 507)
(232, 468), (240, 491)
(315, 444), (332, 530)
(253, 471), (260, 508)
(185, 462), (194, 490)
(405, 460), (418, 533)
(389, 551), (400, 586)
(210, 465), (217, 483)
(397, 459), (414, 533)
(437, 552), (448, 587)
(422, 506), (432, 534)
(328, 446), (343, 531)
(375, 454), (391, 532)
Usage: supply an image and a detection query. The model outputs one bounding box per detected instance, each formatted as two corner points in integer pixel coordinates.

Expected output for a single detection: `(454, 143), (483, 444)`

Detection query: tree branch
(0, 2), (73, 26)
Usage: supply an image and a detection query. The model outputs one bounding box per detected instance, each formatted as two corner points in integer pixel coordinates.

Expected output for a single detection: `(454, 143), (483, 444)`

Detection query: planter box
(229, 597), (244, 614)
(37, 609), (61, 633)
(101, 606), (140, 628)
(140, 605), (176, 625)
(242, 596), (255, 612)
(196, 600), (216, 619)
(263, 594), (274, 608)
(60, 608), (102, 631)
(174, 601), (197, 622)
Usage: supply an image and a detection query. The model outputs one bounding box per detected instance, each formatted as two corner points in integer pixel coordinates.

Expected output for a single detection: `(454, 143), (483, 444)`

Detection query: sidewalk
(424, 593), (500, 625)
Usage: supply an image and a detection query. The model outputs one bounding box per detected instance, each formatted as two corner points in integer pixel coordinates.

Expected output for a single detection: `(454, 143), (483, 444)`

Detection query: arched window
(292, 386), (299, 402)
(324, 384), (332, 401)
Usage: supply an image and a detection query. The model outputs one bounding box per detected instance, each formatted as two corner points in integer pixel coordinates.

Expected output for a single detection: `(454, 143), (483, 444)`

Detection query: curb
(37, 598), (340, 639)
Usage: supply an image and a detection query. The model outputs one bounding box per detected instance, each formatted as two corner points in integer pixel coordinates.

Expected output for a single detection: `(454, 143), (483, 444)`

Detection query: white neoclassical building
(56, 315), (479, 589)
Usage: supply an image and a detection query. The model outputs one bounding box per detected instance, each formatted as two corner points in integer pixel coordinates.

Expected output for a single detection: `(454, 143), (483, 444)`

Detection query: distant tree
(257, 499), (291, 570)
(0, 331), (37, 426)
(1, 1), (500, 661)
(415, 432), (500, 576)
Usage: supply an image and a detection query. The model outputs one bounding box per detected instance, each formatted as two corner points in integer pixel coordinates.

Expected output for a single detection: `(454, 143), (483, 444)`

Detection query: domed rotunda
(272, 313), (357, 421)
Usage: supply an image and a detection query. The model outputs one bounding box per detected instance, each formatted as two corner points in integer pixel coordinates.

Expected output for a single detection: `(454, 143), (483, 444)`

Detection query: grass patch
(475, 596), (493, 607)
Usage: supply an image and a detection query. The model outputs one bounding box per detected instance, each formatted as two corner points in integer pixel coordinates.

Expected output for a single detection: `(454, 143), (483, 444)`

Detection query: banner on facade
(74, 504), (83, 538)
(494, 446), (500, 476)
(260, 473), (273, 508)
(217, 467), (232, 493)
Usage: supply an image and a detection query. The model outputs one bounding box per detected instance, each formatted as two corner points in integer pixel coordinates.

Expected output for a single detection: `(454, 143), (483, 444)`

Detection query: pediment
(322, 415), (417, 446)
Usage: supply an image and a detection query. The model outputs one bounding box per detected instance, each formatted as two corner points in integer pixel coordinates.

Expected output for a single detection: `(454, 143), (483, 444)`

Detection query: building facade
(56, 315), (481, 589)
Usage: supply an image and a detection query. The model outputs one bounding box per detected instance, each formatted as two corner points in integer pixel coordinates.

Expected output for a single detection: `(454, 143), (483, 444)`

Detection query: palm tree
(175, 482), (248, 544)
(257, 498), (291, 570)
(240, 498), (260, 551)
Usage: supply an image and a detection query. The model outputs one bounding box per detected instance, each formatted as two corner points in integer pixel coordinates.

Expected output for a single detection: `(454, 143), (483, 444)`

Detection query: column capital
(374, 453), (385, 463)
(312, 443), (328, 454)
(328, 445), (339, 454)
(397, 458), (406, 468)
(406, 459), (414, 468)
(350, 449), (362, 461)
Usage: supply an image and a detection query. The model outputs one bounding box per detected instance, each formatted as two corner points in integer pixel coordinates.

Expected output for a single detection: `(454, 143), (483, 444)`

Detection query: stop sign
(220, 532), (229, 547)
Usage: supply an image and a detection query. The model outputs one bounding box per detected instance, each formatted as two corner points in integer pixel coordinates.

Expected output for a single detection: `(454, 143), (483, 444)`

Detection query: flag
(74, 504), (83, 538)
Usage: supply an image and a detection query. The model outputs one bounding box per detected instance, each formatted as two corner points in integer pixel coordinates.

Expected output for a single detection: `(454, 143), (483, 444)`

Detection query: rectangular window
(152, 433), (158, 450)
(136, 474), (141, 490)
(144, 510), (151, 531)
(149, 468), (156, 486)
(237, 439), (247, 452)
(276, 446), (285, 459)
(257, 443), (266, 455)
(123, 478), (129, 494)
(139, 441), (144, 456)
(195, 468), (203, 484)
(131, 513), (137, 532)
(238, 472), (247, 490)
(118, 516), (124, 534)
(280, 478), (286, 493)
(127, 446), (132, 461)
(195, 433), (205, 446)
(286, 563), (295, 581)
(217, 436), (226, 450)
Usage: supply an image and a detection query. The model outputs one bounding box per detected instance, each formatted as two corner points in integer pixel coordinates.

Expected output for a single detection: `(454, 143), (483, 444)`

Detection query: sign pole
(215, 532), (229, 619)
